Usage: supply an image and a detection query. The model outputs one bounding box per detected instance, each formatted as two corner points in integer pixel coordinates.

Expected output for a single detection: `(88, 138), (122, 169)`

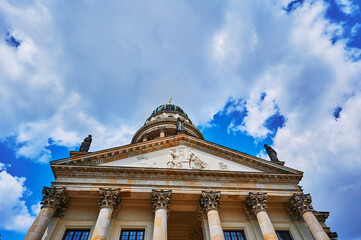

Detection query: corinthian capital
(41, 186), (69, 217)
(200, 191), (221, 212)
(99, 188), (121, 210)
(245, 192), (268, 215)
(290, 193), (314, 215)
(152, 190), (172, 211)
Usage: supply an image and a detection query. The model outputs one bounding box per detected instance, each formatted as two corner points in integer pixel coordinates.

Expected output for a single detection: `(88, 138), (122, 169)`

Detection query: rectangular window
(224, 230), (247, 240)
(276, 231), (293, 240)
(120, 230), (145, 240)
(63, 230), (90, 240)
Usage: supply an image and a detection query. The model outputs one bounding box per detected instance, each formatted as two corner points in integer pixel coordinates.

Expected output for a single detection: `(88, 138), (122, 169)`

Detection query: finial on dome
(168, 98), (172, 104)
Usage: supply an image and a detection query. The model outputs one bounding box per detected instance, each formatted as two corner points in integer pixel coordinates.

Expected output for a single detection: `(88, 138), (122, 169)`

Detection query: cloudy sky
(0, 0), (360, 239)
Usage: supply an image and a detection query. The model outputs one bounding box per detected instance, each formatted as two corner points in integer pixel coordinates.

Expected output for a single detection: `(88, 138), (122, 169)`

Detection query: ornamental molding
(152, 190), (172, 212)
(41, 186), (69, 217)
(289, 193), (314, 216)
(51, 135), (302, 177)
(314, 211), (329, 222)
(51, 165), (301, 184)
(200, 191), (221, 212)
(245, 192), (268, 216)
(99, 188), (121, 211)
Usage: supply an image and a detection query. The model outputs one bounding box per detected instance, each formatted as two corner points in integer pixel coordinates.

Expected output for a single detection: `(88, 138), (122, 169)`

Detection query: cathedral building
(25, 103), (336, 240)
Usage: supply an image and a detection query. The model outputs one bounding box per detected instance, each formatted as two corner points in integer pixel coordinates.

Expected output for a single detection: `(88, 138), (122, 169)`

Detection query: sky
(0, 0), (360, 239)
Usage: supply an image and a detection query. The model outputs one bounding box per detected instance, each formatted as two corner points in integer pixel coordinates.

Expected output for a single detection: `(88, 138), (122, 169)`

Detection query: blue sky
(0, 0), (360, 239)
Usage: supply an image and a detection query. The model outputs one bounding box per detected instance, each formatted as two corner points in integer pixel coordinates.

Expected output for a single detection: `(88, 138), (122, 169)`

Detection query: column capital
(152, 189), (172, 211)
(41, 186), (69, 217)
(290, 193), (314, 215)
(99, 188), (121, 210)
(245, 192), (268, 215)
(200, 191), (221, 212)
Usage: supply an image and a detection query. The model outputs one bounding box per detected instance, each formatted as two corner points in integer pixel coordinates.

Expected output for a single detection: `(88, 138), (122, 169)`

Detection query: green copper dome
(151, 104), (188, 118)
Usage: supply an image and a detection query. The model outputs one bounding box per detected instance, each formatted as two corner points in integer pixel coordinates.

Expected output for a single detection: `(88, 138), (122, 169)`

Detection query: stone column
(245, 192), (279, 240)
(200, 191), (224, 240)
(152, 190), (172, 240)
(25, 187), (69, 240)
(91, 188), (121, 240)
(290, 193), (330, 240)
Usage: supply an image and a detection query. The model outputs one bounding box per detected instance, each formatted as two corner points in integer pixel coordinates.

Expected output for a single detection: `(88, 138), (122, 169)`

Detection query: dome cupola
(131, 100), (204, 144)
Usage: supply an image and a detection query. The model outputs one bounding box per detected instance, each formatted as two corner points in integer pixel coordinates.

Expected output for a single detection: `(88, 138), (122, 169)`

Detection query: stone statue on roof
(175, 117), (186, 133)
(264, 144), (280, 162)
(79, 135), (92, 152)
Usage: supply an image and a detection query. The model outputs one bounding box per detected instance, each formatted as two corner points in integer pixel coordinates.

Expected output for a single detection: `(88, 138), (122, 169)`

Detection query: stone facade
(26, 104), (336, 240)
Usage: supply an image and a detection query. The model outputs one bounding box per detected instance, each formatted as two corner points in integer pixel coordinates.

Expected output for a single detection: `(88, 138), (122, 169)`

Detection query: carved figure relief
(167, 147), (208, 170)
(137, 154), (157, 167)
(189, 153), (208, 170)
(218, 162), (228, 170)
(137, 155), (148, 161)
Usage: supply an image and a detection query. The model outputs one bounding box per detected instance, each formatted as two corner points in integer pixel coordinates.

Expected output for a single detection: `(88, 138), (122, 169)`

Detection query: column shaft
(207, 209), (225, 240)
(24, 207), (55, 240)
(302, 212), (330, 240)
(153, 208), (168, 240)
(256, 211), (279, 240)
(91, 207), (113, 240)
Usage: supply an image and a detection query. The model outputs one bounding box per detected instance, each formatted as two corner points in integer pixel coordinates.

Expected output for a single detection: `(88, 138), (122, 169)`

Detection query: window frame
(110, 222), (151, 240)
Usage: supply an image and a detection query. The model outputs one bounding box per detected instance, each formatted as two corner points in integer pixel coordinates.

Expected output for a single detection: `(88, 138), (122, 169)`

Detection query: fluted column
(91, 188), (121, 240)
(290, 194), (330, 240)
(245, 193), (279, 240)
(152, 190), (172, 240)
(200, 191), (224, 240)
(25, 187), (69, 240)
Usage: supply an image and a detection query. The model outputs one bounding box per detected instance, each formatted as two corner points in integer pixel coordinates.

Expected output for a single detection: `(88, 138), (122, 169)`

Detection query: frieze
(53, 166), (301, 184)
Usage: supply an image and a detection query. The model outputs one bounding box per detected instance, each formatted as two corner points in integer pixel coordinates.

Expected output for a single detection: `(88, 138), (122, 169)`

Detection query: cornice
(51, 164), (302, 184)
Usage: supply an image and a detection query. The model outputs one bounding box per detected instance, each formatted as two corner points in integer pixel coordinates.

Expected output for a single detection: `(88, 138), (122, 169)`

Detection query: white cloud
(0, 163), (35, 232)
(335, 0), (358, 15)
(208, 1), (361, 237)
(227, 91), (278, 139)
(0, 0), (236, 163)
(351, 23), (361, 36)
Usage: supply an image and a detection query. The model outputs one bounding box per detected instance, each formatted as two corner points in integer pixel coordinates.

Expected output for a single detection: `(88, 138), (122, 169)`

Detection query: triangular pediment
(51, 135), (302, 176)
(99, 145), (261, 172)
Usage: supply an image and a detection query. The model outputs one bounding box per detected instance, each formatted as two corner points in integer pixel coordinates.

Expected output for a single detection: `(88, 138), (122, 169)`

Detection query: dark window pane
(224, 231), (246, 240)
(63, 230), (90, 240)
(276, 231), (293, 240)
(120, 230), (145, 240)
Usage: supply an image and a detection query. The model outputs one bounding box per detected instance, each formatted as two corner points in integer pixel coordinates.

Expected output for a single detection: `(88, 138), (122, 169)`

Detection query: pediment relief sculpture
(167, 147), (208, 170)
